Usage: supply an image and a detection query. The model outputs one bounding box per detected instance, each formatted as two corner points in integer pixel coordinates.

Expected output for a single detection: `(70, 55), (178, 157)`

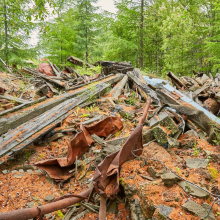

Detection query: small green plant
(79, 114), (90, 118)
(32, 196), (41, 205)
(158, 214), (166, 220)
(192, 142), (200, 157)
(115, 131), (122, 137)
(207, 155), (212, 164)
(208, 167), (218, 179)
(76, 106), (80, 116)
(126, 92), (136, 106)
(212, 129), (220, 146)
(57, 210), (64, 218)
(215, 212), (220, 218)
(19, 81), (26, 93)
(124, 112), (131, 120)
(86, 104), (96, 112)
(209, 122), (220, 146)
(37, 154), (44, 161)
(25, 151), (32, 159)
(105, 84), (111, 94)
(176, 167), (180, 174)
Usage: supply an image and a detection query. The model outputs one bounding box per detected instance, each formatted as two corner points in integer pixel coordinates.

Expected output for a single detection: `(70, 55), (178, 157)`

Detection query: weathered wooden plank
(23, 67), (66, 88)
(66, 74), (121, 91)
(0, 83), (109, 163)
(127, 72), (160, 104)
(67, 55), (94, 68)
(133, 68), (148, 100)
(0, 97), (46, 117)
(111, 75), (128, 98)
(49, 61), (61, 77)
(0, 74), (123, 136)
(0, 94), (29, 104)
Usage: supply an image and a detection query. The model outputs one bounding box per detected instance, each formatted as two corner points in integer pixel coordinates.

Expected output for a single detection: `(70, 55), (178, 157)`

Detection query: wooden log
(49, 61), (58, 76)
(70, 67), (87, 84)
(111, 75), (128, 98)
(0, 83), (110, 165)
(0, 94), (29, 104)
(23, 67), (66, 88)
(127, 72), (160, 104)
(133, 68), (148, 100)
(66, 74), (121, 91)
(167, 71), (186, 89)
(0, 74), (123, 136)
(67, 56), (94, 68)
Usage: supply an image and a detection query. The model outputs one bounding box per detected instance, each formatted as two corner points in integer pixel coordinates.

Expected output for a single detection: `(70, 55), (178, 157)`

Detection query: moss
(152, 126), (168, 146)
(160, 116), (179, 135)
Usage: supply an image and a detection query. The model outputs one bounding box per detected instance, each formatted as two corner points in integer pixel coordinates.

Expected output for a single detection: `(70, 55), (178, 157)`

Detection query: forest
(2, 1), (220, 220)
(1, 0), (220, 75)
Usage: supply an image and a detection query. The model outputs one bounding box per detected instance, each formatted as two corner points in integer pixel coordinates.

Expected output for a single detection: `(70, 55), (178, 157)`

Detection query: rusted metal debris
(34, 116), (123, 181)
(0, 86), (6, 95)
(0, 97), (151, 220)
(0, 188), (93, 220)
(93, 97), (151, 219)
(36, 63), (55, 77)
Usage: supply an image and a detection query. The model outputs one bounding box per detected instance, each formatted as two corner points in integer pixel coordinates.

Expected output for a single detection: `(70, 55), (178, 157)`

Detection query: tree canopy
(1, 0), (220, 75)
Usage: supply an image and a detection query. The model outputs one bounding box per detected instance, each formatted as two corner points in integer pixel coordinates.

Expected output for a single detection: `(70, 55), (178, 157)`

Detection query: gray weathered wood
(111, 75), (128, 98)
(0, 74), (123, 136)
(49, 61), (61, 77)
(0, 94), (29, 104)
(23, 67), (65, 88)
(0, 97), (46, 117)
(0, 83), (109, 164)
(127, 71), (160, 104)
(81, 115), (104, 125)
(66, 74), (119, 91)
(193, 86), (209, 98)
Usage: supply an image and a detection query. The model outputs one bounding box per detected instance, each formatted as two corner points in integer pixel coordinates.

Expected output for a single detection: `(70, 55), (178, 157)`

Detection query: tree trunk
(3, 2), (8, 65)
(139, 0), (144, 68)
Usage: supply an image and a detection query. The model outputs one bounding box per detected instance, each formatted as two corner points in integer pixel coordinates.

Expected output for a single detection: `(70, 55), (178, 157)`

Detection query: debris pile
(1, 59), (220, 220)
(167, 71), (220, 117)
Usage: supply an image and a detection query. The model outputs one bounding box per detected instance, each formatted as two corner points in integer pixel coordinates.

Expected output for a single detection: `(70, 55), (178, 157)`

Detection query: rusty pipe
(139, 96), (151, 125)
(0, 188), (92, 220)
(99, 196), (106, 220)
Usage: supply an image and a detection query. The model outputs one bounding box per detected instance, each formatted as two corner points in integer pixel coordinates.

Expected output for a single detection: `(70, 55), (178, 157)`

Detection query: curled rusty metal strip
(93, 97), (151, 219)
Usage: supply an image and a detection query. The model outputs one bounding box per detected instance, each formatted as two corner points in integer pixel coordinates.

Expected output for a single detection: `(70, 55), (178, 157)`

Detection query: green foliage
(126, 92), (136, 106)
(3, 0), (220, 76)
(76, 106), (80, 116)
(215, 212), (220, 218)
(212, 127), (220, 146)
(192, 142), (200, 157)
(79, 114), (90, 118)
(0, 0), (54, 67)
(57, 210), (64, 218)
(208, 167), (218, 179)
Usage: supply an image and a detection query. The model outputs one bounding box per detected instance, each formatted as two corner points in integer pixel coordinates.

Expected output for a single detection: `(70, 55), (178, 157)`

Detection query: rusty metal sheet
(35, 116), (123, 181)
(0, 86), (6, 94)
(37, 63), (55, 76)
(93, 97), (151, 198)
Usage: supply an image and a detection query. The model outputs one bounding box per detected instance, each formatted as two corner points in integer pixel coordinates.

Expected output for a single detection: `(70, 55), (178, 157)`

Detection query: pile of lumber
(167, 71), (220, 116)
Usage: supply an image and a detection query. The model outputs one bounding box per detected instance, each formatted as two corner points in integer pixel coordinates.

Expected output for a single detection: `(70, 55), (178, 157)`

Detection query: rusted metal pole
(0, 188), (92, 220)
(99, 196), (106, 220)
(139, 96), (151, 125)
